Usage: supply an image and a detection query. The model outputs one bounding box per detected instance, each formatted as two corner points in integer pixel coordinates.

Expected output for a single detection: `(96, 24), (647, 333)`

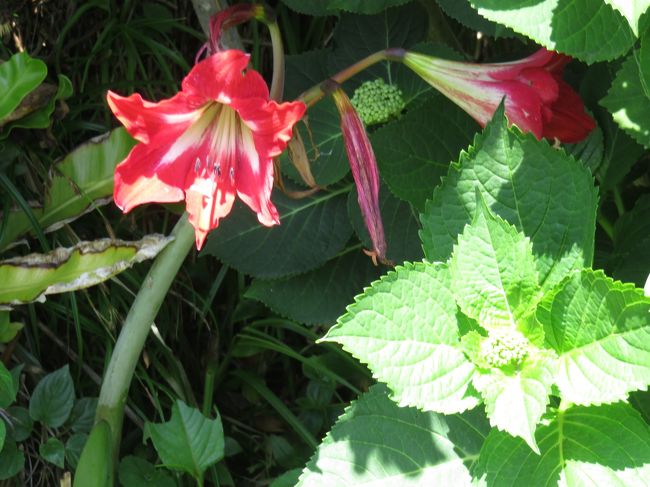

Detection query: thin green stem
(267, 21), (285, 101)
(597, 212), (615, 241)
(298, 48), (406, 107)
(613, 186), (625, 217)
(94, 213), (196, 462)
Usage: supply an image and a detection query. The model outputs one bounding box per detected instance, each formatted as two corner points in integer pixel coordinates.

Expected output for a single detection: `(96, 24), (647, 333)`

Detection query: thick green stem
(298, 48), (406, 107)
(95, 214), (196, 461)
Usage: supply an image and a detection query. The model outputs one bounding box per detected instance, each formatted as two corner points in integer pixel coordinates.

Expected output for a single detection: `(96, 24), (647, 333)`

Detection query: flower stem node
(351, 79), (405, 126)
(480, 328), (530, 368)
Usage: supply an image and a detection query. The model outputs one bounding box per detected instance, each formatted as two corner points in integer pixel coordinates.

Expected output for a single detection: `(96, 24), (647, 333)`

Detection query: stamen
(214, 163), (221, 177)
(229, 167), (235, 183)
(194, 157), (201, 172)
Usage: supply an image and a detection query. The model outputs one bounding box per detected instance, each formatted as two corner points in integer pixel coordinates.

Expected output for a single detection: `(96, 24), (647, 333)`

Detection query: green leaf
(0, 439), (24, 480)
(144, 400), (224, 480)
(65, 433), (87, 470)
(118, 456), (175, 487)
(420, 105), (598, 292)
(608, 195), (650, 286)
(536, 268), (650, 405)
(281, 0), (412, 15)
(468, 0), (635, 63)
(436, 0), (516, 38)
(0, 52), (47, 121)
(328, 3), (428, 85)
(0, 74), (73, 138)
(323, 262), (478, 414)
(69, 397), (98, 434)
(450, 197), (539, 329)
(0, 318), (23, 343)
(247, 251), (382, 326)
(0, 421), (5, 452)
(298, 385), (489, 486)
(29, 365), (75, 428)
(39, 437), (65, 468)
(271, 469), (302, 487)
(477, 402), (650, 485)
(0, 362), (17, 408)
(473, 352), (555, 453)
(0, 128), (137, 250)
(347, 185), (424, 264)
(601, 51), (650, 148)
(0, 235), (172, 305)
(603, 0), (650, 35)
(5, 406), (33, 442)
(564, 123), (605, 173)
(372, 96), (478, 210)
(203, 189), (353, 279)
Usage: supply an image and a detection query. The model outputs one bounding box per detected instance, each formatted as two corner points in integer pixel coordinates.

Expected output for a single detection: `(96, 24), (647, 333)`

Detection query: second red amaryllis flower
(403, 48), (595, 143)
(107, 49), (305, 249)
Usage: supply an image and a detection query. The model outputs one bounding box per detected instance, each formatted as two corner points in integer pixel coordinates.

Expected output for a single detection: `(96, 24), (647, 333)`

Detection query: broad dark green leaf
(601, 50), (650, 148)
(29, 365), (75, 428)
(324, 262), (479, 413)
(0, 422), (4, 453)
(347, 185), (423, 264)
(536, 268), (650, 405)
(39, 437), (65, 468)
(282, 0), (412, 15)
(0, 439), (24, 480)
(564, 124), (604, 173)
(298, 385), (489, 486)
(65, 433), (87, 470)
(0, 52), (47, 121)
(477, 403), (650, 485)
(0, 362), (16, 409)
(118, 456), (176, 487)
(69, 397), (98, 434)
(5, 406), (32, 442)
(247, 250), (382, 326)
(608, 195), (650, 286)
(203, 189), (353, 279)
(372, 96), (478, 210)
(420, 106), (598, 292)
(144, 400), (224, 480)
(469, 0), (635, 63)
(436, 0), (516, 37)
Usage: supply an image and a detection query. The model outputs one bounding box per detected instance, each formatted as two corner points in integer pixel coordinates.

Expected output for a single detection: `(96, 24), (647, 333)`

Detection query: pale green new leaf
(603, 0), (650, 35)
(420, 105), (598, 293)
(450, 197), (538, 329)
(298, 385), (489, 486)
(478, 403), (650, 485)
(0, 52), (47, 121)
(323, 262), (478, 414)
(0, 235), (172, 305)
(468, 0), (635, 63)
(472, 352), (555, 453)
(0, 128), (137, 250)
(537, 268), (650, 405)
(144, 400), (224, 480)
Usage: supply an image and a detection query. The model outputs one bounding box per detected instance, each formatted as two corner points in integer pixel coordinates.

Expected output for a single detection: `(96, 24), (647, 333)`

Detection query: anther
(229, 167), (235, 182)
(214, 163), (221, 177)
(194, 157), (201, 172)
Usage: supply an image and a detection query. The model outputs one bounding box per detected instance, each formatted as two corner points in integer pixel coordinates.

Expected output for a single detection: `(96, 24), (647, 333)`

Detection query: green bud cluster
(480, 329), (530, 368)
(351, 79), (405, 126)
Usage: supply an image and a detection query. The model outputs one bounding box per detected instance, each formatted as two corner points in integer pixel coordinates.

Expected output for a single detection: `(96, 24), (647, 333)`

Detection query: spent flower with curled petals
(331, 87), (387, 264)
(107, 49), (306, 249)
(403, 48), (595, 143)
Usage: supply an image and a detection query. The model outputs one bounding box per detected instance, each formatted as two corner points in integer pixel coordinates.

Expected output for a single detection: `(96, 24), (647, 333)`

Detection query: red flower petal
(542, 80), (596, 143)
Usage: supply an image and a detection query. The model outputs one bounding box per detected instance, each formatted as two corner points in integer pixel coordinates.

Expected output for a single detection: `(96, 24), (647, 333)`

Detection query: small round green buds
(480, 329), (530, 368)
(351, 79), (405, 126)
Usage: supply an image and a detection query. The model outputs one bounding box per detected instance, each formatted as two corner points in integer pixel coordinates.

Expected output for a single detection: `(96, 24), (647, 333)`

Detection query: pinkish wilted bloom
(331, 88), (387, 264)
(403, 48), (595, 143)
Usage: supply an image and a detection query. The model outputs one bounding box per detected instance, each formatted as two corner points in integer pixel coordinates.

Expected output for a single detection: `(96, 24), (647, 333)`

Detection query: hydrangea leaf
(322, 262), (479, 414)
(468, 0), (635, 63)
(144, 400), (224, 480)
(477, 403), (650, 485)
(603, 0), (650, 35)
(372, 95), (477, 210)
(601, 51), (650, 148)
(297, 385), (489, 486)
(472, 351), (555, 453)
(450, 196), (539, 329)
(536, 268), (650, 405)
(420, 105), (598, 293)
(203, 189), (353, 279)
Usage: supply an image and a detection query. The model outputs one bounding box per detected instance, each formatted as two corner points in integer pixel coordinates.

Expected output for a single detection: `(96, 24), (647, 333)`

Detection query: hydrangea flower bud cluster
(480, 329), (530, 368)
(351, 79), (405, 126)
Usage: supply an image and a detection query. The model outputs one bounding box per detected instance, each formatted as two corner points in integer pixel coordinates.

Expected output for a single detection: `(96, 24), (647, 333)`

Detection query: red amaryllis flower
(331, 87), (387, 265)
(403, 48), (595, 143)
(107, 49), (306, 249)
